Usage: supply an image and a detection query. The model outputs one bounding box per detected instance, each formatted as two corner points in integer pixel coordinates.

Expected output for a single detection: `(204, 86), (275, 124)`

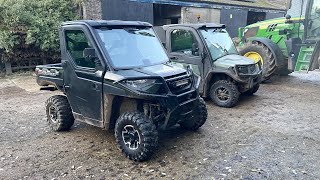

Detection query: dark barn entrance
(153, 4), (181, 26)
(247, 11), (266, 25)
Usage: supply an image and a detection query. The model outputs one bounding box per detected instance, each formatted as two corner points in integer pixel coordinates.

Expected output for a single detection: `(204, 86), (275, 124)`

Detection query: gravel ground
(0, 72), (320, 179)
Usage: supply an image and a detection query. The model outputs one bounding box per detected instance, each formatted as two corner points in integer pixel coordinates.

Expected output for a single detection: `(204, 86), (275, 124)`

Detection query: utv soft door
(60, 26), (104, 126)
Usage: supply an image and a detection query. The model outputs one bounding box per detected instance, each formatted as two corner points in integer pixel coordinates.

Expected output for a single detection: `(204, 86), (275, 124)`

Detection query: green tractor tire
(239, 41), (277, 82)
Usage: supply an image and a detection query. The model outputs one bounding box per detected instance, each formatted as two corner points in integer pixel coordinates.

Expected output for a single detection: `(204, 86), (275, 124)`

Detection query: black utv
(35, 20), (208, 161)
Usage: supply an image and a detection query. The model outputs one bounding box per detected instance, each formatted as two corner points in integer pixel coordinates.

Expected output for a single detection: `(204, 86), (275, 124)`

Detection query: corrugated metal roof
(130, 0), (288, 10)
(198, 0), (287, 9)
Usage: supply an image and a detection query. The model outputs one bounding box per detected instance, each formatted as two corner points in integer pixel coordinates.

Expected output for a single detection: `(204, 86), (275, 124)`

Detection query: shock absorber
(143, 103), (150, 117)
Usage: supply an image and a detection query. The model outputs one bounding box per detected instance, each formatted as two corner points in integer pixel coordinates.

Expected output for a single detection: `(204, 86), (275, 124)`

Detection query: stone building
(83, 0), (291, 37)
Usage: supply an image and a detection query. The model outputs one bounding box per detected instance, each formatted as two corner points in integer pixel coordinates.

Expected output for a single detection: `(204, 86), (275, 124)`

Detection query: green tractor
(238, 0), (320, 81)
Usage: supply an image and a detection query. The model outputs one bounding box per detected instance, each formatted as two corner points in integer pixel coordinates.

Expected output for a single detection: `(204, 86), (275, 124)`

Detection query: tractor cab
(305, 0), (320, 42)
(303, 0), (320, 71)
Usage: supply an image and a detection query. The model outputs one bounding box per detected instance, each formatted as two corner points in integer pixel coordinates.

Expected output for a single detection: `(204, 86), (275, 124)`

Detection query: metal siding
(220, 9), (248, 38)
(266, 12), (285, 19)
(128, 0), (288, 11)
(101, 0), (154, 24)
(181, 7), (220, 24)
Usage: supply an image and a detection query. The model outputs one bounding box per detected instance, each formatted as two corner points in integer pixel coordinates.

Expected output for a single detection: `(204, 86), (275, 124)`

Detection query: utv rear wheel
(243, 84), (260, 96)
(45, 95), (74, 131)
(115, 111), (158, 161)
(239, 41), (276, 82)
(210, 80), (239, 108)
(180, 98), (208, 131)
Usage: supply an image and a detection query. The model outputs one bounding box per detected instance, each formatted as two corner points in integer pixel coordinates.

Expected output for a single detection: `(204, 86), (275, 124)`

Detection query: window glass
(306, 0), (320, 40)
(200, 29), (238, 61)
(171, 29), (199, 56)
(65, 30), (95, 68)
(96, 27), (168, 69)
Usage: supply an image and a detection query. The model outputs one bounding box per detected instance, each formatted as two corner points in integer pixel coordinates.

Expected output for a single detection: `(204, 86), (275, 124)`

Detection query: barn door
(220, 9), (248, 38)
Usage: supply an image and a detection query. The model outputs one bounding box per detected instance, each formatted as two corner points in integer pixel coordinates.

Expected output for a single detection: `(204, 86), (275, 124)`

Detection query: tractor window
(171, 29), (199, 56)
(65, 30), (95, 68)
(306, 0), (320, 40)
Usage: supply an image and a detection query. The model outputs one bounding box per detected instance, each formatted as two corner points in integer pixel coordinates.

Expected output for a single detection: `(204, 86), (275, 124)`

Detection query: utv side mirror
(192, 43), (199, 56)
(83, 48), (97, 60)
(84, 48), (103, 70)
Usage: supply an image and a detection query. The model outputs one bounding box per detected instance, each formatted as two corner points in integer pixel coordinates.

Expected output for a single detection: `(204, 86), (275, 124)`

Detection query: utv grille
(164, 72), (192, 94)
(236, 63), (260, 75)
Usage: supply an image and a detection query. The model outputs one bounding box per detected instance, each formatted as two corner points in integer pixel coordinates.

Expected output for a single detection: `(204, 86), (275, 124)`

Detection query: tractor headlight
(121, 79), (163, 94)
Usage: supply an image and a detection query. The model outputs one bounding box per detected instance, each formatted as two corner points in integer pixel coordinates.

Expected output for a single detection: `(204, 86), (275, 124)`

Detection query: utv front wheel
(210, 80), (240, 108)
(45, 95), (74, 131)
(180, 98), (208, 131)
(115, 112), (158, 161)
(243, 84), (260, 96)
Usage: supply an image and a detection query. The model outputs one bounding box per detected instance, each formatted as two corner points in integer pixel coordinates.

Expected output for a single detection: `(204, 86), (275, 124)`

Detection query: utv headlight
(122, 79), (163, 94)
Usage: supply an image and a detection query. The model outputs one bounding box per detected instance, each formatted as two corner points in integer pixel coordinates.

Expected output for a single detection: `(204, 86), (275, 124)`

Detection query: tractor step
(295, 46), (315, 71)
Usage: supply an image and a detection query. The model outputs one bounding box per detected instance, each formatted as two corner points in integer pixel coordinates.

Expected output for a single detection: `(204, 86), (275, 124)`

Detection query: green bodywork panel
(239, 17), (304, 59)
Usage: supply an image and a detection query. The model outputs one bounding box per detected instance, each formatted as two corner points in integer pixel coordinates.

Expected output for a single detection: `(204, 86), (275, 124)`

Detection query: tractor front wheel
(239, 42), (276, 82)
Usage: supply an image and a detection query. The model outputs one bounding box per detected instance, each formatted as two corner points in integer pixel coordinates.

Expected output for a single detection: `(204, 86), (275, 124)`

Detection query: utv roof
(163, 23), (226, 30)
(62, 20), (152, 27)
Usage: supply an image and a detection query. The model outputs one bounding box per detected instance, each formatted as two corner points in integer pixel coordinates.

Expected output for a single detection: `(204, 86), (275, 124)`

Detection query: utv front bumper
(118, 71), (202, 129)
(234, 61), (262, 91)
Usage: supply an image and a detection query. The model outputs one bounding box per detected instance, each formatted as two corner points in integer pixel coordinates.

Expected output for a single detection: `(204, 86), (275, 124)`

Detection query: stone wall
(181, 7), (221, 24)
(83, 0), (102, 20)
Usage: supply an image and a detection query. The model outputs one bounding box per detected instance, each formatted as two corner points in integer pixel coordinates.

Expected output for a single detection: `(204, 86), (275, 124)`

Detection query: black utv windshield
(96, 27), (168, 69)
(200, 29), (238, 61)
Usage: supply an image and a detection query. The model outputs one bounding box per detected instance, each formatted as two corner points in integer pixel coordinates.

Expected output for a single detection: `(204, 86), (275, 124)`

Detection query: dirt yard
(0, 72), (320, 179)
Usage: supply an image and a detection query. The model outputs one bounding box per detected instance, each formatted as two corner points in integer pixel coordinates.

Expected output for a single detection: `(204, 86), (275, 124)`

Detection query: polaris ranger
(155, 24), (262, 108)
(35, 20), (208, 161)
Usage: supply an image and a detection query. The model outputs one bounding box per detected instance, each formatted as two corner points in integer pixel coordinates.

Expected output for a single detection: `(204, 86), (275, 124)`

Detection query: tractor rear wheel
(239, 42), (276, 82)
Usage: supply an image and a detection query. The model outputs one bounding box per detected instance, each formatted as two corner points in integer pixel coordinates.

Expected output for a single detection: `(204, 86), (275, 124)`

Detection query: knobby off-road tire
(180, 97), (208, 131)
(278, 59), (291, 76)
(210, 80), (240, 108)
(45, 95), (74, 131)
(239, 41), (277, 82)
(243, 84), (260, 96)
(115, 111), (158, 161)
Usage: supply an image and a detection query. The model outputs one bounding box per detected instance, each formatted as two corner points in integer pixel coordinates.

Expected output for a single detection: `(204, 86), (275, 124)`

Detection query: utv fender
(248, 37), (285, 68)
(105, 96), (140, 130)
(203, 71), (239, 97)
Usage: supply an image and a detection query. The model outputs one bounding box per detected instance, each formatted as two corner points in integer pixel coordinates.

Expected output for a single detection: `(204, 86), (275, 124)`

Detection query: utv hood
(106, 63), (186, 81)
(214, 54), (255, 69)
